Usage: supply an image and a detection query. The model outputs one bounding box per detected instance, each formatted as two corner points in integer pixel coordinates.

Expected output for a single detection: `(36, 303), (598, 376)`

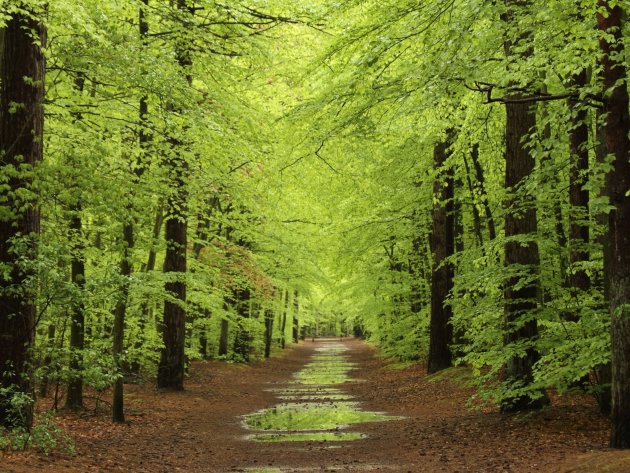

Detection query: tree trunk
(470, 143), (496, 241)
(112, 1), (152, 417)
(199, 330), (208, 358)
(0, 8), (45, 430)
(501, 96), (547, 411)
(158, 213), (187, 389)
(292, 290), (299, 344)
(280, 289), (289, 349)
(463, 146), (484, 248)
(428, 134), (455, 374)
(143, 201), (164, 273)
(596, 1), (630, 449)
(233, 288), (252, 362)
(218, 317), (229, 357)
(157, 0), (193, 391)
(38, 324), (56, 398)
(66, 206), (86, 410)
(500, 0), (548, 412)
(567, 70), (591, 302)
(593, 107), (612, 416)
(112, 221), (133, 422)
(264, 307), (274, 358)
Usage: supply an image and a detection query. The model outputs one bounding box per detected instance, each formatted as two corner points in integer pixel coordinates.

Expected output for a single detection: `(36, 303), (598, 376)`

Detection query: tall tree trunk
(500, 0), (548, 412)
(463, 146), (484, 248)
(592, 108), (612, 416)
(567, 70), (591, 303)
(66, 206), (86, 410)
(470, 143), (496, 241)
(143, 201), (164, 273)
(428, 134), (455, 374)
(596, 1), (630, 449)
(157, 0), (193, 390)
(264, 307), (274, 358)
(112, 1), (151, 419)
(280, 289), (289, 349)
(292, 290), (299, 344)
(218, 317), (229, 357)
(233, 288), (252, 361)
(112, 221), (133, 421)
(0, 8), (45, 430)
(38, 324), (56, 398)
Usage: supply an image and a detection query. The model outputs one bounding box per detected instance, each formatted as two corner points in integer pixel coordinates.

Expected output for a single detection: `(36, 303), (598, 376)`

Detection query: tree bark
(0, 8), (45, 430)
(218, 317), (229, 357)
(264, 307), (274, 358)
(38, 324), (56, 398)
(500, 0), (548, 412)
(292, 290), (299, 344)
(232, 288), (252, 361)
(470, 143), (496, 241)
(567, 70), (590, 303)
(596, 1), (630, 449)
(66, 206), (86, 410)
(280, 289), (289, 349)
(157, 0), (193, 390)
(593, 107), (612, 416)
(112, 221), (133, 421)
(501, 96), (546, 411)
(463, 146), (484, 248)
(428, 134), (455, 374)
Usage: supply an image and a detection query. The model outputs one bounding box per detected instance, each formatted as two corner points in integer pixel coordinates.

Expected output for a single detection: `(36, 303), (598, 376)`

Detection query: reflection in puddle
(249, 432), (365, 442)
(243, 341), (400, 445)
(245, 402), (398, 431)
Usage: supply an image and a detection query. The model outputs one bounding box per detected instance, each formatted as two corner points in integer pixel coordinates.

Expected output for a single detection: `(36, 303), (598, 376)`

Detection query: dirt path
(1, 338), (624, 472)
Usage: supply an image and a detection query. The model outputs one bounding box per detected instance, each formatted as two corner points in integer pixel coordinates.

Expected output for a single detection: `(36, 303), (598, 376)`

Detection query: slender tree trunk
(143, 201), (164, 273)
(280, 289), (289, 349)
(502, 97), (546, 411)
(428, 134), (455, 374)
(112, 1), (152, 419)
(66, 206), (86, 410)
(233, 288), (252, 361)
(567, 70), (591, 301)
(500, 0), (548, 412)
(264, 307), (274, 358)
(218, 317), (229, 357)
(470, 144), (496, 241)
(65, 76), (87, 410)
(112, 221), (133, 422)
(593, 108), (612, 416)
(38, 324), (56, 398)
(157, 0), (193, 390)
(292, 290), (299, 344)
(0, 8), (45, 430)
(199, 331), (208, 358)
(463, 146), (484, 248)
(596, 1), (630, 449)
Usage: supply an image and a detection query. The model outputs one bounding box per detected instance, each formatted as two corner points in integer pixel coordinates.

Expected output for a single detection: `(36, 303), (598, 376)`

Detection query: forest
(1, 0), (630, 471)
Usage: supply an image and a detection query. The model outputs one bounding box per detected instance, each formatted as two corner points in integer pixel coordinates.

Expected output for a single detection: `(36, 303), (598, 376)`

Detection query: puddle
(278, 394), (354, 401)
(249, 432), (365, 442)
(242, 341), (401, 448)
(244, 402), (399, 431)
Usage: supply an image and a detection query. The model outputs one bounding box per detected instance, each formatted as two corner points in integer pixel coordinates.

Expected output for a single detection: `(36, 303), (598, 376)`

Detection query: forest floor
(1, 338), (628, 473)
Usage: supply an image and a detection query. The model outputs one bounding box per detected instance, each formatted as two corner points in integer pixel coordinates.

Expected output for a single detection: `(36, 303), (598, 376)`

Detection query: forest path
(1, 338), (614, 472)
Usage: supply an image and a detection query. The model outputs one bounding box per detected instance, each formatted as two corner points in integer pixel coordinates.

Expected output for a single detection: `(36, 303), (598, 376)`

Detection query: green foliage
(0, 0), (619, 424)
(0, 411), (74, 455)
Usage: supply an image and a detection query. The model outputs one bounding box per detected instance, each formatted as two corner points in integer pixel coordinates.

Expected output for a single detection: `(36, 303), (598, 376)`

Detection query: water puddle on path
(242, 340), (401, 451)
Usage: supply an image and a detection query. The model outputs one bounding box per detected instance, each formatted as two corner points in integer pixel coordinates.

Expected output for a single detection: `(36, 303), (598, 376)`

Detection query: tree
(500, 0), (548, 412)
(596, 0), (630, 449)
(0, 3), (46, 429)
(157, 0), (193, 391)
(428, 132), (455, 373)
